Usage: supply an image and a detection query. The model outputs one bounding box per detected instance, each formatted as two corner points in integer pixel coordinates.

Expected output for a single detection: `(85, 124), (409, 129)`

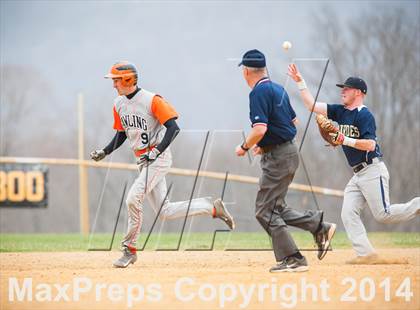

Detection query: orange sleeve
(113, 106), (124, 131)
(151, 95), (179, 124)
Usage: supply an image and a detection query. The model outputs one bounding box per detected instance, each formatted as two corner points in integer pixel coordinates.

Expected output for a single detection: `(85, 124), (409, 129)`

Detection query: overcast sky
(1, 0), (418, 131)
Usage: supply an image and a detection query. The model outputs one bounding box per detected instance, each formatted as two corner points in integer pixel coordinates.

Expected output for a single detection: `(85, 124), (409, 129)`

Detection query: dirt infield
(1, 249), (419, 310)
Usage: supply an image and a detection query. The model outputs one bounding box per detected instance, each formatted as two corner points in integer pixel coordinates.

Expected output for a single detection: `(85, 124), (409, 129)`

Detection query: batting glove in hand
(329, 132), (345, 145)
(137, 148), (161, 168)
(90, 150), (106, 161)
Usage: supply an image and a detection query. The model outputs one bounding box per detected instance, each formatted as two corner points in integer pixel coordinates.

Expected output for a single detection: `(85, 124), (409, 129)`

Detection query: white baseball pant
(341, 160), (419, 256)
(122, 148), (214, 248)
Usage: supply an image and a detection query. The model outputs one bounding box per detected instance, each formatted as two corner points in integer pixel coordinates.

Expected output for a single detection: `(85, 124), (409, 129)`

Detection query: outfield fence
(0, 156), (344, 234)
(0, 94), (344, 234)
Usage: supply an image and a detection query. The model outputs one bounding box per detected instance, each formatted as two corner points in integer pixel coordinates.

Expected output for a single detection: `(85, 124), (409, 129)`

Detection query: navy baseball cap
(336, 77), (367, 94)
(238, 49), (266, 68)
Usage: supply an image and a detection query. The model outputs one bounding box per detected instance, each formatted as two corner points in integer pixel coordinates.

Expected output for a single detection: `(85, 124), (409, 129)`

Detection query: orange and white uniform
(113, 89), (177, 157)
(115, 89), (215, 250)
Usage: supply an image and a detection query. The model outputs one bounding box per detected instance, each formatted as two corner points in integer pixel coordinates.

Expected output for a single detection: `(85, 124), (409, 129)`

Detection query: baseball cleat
(213, 198), (235, 230)
(113, 246), (137, 268)
(269, 256), (309, 273)
(314, 222), (337, 260)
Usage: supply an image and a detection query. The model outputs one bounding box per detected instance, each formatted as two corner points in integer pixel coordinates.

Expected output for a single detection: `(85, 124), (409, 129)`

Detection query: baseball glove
(315, 114), (340, 146)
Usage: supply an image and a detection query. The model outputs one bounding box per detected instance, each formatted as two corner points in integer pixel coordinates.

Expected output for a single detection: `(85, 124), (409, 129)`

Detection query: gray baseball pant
(256, 141), (323, 262)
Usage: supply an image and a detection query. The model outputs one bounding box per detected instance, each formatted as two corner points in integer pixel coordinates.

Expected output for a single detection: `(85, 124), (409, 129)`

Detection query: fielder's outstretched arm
(288, 64), (327, 116)
(331, 132), (376, 152)
(352, 139), (376, 152)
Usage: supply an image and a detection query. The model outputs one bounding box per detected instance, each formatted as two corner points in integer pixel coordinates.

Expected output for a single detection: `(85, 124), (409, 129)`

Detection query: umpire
(235, 49), (336, 272)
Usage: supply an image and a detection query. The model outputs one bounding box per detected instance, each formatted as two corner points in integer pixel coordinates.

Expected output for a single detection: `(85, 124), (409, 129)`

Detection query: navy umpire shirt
(327, 104), (382, 167)
(249, 77), (297, 147)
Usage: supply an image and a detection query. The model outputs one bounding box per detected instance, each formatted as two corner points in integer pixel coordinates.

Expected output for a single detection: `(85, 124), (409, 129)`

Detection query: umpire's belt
(261, 140), (295, 154)
(352, 157), (382, 173)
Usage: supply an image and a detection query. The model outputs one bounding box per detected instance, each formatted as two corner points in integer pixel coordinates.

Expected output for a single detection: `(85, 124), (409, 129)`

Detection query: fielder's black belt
(352, 157), (382, 173)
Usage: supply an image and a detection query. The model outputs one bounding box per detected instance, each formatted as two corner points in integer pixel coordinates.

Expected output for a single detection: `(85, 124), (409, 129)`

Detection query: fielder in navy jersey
(288, 64), (419, 264)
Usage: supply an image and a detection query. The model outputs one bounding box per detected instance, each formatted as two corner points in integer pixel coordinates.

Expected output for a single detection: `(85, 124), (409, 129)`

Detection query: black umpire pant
(256, 141), (323, 262)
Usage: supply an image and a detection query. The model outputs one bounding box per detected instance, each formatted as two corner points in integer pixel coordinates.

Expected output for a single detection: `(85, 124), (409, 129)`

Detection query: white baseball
(282, 41), (292, 50)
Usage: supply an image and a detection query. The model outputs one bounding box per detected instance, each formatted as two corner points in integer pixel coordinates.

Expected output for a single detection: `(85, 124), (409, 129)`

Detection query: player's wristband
(297, 79), (307, 90)
(241, 143), (250, 151)
(343, 136), (357, 147)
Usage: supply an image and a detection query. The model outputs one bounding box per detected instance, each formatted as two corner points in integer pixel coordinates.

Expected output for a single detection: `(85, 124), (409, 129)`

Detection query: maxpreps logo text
(8, 276), (414, 308)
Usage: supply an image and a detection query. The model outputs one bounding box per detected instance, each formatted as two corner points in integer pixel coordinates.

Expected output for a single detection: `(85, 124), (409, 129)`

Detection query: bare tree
(309, 6), (420, 202)
(0, 65), (52, 155)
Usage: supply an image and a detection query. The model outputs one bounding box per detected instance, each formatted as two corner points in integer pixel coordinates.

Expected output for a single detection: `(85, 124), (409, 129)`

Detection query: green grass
(0, 232), (418, 252)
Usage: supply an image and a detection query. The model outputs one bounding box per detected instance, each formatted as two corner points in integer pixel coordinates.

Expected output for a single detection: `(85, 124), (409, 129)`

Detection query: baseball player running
(91, 61), (235, 268)
(288, 63), (420, 264)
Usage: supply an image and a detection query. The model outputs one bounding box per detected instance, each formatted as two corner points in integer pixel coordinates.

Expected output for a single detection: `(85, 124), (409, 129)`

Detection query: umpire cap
(238, 49), (266, 68)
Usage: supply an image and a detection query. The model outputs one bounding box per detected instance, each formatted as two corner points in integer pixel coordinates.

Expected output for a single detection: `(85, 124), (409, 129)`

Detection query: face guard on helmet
(104, 61), (138, 87)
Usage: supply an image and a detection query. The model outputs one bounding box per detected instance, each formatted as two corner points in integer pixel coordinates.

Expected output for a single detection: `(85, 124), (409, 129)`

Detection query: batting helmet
(104, 61), (138, 87)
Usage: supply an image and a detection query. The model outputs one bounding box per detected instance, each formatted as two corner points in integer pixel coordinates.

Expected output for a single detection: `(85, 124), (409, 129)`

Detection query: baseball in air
(282, 41), (292, 51)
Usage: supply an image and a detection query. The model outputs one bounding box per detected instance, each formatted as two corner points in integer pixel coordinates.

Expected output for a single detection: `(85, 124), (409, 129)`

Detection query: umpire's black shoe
(314, 222), (337, 260)
(269, 256), (309, 273)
